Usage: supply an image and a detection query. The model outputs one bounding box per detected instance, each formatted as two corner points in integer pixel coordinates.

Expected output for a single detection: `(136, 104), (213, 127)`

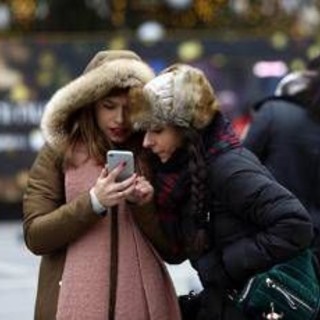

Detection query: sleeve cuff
(89, 188), (107, 216)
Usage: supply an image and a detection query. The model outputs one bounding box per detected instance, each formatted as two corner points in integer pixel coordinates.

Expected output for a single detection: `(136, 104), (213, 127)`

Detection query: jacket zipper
(266, 277), (314, 312)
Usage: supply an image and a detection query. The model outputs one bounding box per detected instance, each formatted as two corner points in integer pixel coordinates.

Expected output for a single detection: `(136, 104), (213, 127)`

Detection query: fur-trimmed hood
(41, 50), (155, 149)
(130, 64), (220, 130)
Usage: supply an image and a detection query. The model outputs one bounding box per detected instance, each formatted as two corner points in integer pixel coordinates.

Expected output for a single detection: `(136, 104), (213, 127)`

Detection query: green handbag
(230, 250), (320, 319)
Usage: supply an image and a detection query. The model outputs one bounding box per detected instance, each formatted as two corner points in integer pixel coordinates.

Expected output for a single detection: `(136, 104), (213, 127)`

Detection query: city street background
(0, 221), (38, 320)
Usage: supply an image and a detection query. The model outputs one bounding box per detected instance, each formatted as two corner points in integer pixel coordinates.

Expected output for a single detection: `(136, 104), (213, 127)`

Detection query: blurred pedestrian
(130, 63), (313, 320)
(244, 63), (320, 263)
(23, 50), (181, 320)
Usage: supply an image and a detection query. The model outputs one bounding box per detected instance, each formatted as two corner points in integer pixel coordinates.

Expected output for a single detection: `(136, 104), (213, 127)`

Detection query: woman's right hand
(92, 163), (137, 208)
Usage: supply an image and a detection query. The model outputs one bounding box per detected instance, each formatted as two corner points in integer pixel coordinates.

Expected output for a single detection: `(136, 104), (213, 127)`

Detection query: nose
(143, 132), (153, 148)
(115, 106), (126, 124)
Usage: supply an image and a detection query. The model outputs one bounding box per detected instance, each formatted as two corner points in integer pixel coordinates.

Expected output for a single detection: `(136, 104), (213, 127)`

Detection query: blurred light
(108, 36), (127, 50)
(229, 0), (249, 15)
(297, 6), (320, 36)
(217, 90), (237, 113)
(178, 40), (203, 62)
(280, 0), (300, 14)
(290, 59), (305, 71)
(9, 82), (31, 102)
(0, 4), (11, 29)
(29, 129), (44, 151)
(307, 45), (320, 61)
(85, 0), (109, 18)
(253, 61), (288, 78)
(270, 32), (289, 50)
(36, 1), (49, 20)
(11, 0), (36, 23)
(111, 0), (126, 26)
(0, 63), (21, 90)
(137, 21), (165, 44)
(164, 0), (193, 10)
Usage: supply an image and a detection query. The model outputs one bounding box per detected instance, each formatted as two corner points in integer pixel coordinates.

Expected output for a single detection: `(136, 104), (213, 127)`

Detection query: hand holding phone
(107, 150), (135, 182)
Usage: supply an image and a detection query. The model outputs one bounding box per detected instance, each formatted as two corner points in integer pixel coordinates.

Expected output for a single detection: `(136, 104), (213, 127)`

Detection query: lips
(110, 128), (127, 136)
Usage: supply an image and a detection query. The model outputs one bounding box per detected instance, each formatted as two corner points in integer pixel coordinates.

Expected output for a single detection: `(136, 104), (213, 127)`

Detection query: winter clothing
(154, 115), (313, 319)
(244, 97), (320, 259)
(274, 70), (316, 96)
(152, 113), (240, 258)
(23, 50), (181, 320)
(41, 50), (155, 150)
(24, 144), (178, 319)
(132, 64), (314, 320)
(130, 64), (219, 130)
(57, 147), (179, 319)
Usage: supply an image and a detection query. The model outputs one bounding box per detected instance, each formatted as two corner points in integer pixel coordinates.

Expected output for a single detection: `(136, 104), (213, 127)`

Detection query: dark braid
(181, 127), (209, 228)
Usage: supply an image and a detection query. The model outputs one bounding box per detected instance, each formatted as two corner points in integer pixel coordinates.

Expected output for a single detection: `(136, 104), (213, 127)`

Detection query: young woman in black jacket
(130, 64), (314, 320)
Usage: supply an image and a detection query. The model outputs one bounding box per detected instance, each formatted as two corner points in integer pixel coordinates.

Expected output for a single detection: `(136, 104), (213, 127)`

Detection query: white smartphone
(107, 150), (135, 182)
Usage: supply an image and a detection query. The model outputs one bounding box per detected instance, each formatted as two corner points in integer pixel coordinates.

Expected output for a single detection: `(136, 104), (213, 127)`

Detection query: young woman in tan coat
(23, 50), (181, 320)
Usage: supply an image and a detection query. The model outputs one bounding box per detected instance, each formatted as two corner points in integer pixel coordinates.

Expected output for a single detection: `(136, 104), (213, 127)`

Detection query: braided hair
(181, 127), (210, 255)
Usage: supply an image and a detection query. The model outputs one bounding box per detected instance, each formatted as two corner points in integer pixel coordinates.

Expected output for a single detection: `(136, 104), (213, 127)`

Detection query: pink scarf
(56, 150), (181, 320)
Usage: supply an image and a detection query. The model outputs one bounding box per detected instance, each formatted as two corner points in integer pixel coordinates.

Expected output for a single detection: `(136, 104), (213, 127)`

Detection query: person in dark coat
(244, 68), (320, 262)
(130, 64), (314, 320)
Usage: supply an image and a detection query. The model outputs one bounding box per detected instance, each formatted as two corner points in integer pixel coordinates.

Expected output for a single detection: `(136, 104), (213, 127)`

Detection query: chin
(109, 134), (129, 144)
(111, 138), (126, 144)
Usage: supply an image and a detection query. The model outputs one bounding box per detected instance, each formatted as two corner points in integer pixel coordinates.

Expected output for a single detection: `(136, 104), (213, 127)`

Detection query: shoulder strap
(108, 206), (119, 320)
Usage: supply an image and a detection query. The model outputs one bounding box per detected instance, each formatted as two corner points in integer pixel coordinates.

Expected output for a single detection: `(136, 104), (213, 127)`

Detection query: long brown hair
(63, 87), (148, 170)
(64, 104), (108, 167)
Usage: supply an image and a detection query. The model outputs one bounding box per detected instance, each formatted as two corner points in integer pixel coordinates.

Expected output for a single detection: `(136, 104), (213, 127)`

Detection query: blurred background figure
(244, 56), (320, 262)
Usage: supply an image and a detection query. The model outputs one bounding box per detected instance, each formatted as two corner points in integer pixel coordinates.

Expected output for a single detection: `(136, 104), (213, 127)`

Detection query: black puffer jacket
(155, 115), (313, 320)
(244, 99), (320, 249)
(190, 146), (313, 320)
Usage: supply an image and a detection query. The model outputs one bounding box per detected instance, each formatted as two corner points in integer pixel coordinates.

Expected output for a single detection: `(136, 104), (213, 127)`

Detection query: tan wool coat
(23, 50), (181, 319)
(23, 144), (177, 319)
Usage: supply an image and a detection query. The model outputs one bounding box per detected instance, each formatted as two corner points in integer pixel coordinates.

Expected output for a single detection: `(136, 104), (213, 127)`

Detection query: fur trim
(131, 64), (219, 130)
(41, 51), (155, 150)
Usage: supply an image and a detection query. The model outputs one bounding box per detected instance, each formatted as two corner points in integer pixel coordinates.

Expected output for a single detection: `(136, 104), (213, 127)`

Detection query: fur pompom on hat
(130, 64), (220, 130)
(41, 50), (155, 150)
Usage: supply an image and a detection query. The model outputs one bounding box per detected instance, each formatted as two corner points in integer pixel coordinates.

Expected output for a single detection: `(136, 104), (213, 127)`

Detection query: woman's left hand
(126, 176), (154, 205)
